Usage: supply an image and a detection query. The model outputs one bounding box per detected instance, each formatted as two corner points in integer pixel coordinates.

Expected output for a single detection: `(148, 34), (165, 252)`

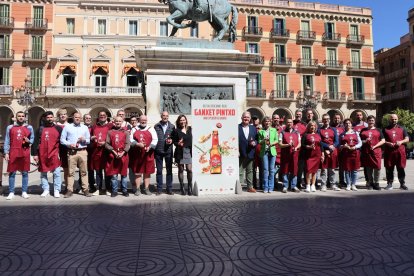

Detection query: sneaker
(293, 187), (300, 193)
(122, 191), (129, 197)
(106, 190), (111, 196)
(351, 185), (358, 191)
(144, 189), (152, 196)
(92, 189), (100, 196)
(54, 190), (61, 198)
(385, 183), (393, 190)
(373, 183), (381, 191)
(332, 185), (341, 191)
(345, 185), (351, 191)
(321, 185), (327, 192)
(134, 190), (141, 196)
(305, 185), (310, 193)
(22, 192), (30, 199)
(310, 185), (316, 192)
(282, 188), (287, 193)
(247, 188), (257, 193)
(6, 192), (14, 200)
(400, 184), (408, 190)
(40, 190), (50, 197)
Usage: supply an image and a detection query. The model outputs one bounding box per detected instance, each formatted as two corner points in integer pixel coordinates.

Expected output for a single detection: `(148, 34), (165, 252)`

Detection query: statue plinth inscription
(160, 85), (233, 115)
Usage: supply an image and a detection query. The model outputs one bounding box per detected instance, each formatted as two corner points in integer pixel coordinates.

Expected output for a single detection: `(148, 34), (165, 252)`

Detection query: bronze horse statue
(159, 0), (238, 42)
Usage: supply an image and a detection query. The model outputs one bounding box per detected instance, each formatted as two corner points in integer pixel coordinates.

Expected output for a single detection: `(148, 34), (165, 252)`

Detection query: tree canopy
(381, 108), (414, 134)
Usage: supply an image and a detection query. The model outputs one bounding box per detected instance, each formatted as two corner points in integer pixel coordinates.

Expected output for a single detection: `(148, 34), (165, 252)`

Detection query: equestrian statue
(159, 0), (238, 42)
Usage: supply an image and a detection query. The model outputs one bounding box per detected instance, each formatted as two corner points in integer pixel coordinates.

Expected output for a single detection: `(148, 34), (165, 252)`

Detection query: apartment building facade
(375, 8), (414, 119)
(0, 0), (379, 134)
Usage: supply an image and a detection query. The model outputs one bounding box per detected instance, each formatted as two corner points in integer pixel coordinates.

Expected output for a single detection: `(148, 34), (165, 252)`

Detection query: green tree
(382, 108), (414, 134)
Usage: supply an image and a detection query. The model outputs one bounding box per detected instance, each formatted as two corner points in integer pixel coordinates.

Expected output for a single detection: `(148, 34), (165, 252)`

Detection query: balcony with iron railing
(322, 60), (343, 71)
(269, 28), (290, 41)
(45, 86), (143, 97)
(269, 57), (292, 69)
(23, 50), (48, 63)
(246, 89), (266, 98)
(347, 62), (378, 75)
(381, 90), (410, 102)
(346, 34), (365, 46)
(0, 85), (13, 96)
(322, 91), (347, 102)
(0, 17), (14, 30)
(296, 30), (316, 43)
(297, 58), (318, 70)
(0, 49), (14, 61)
(348, 92), (381, 103)
(242, 26), (263, 39)
(25, 18), (48, 31)
(270, 90), (294, 101)
(322, 32), (341, 44)
(249, 55), (264, 67)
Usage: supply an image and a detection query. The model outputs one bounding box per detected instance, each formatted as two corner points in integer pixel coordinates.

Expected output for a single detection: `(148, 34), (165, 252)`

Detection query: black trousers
(385, 165), (405, 185)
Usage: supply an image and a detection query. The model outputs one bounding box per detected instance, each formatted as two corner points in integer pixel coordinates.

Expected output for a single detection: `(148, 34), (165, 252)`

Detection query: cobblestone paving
(1, 162), (414, 275)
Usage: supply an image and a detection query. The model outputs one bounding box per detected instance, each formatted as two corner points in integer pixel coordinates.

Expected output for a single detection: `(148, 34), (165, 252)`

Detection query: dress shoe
(84, 191), (92, 197)
(64, 191), (73, 198)
(99, 189), (106, 195)
(400, 184), (408, 190)
(167, 191), (174, 195)
(155, 191), (161, 196)
(111, 192), (118, 197)
(247, 188), (257, 193)
(122, 191), (129, 197)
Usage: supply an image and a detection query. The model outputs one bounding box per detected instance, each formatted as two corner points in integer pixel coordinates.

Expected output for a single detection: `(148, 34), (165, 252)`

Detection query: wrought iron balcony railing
(0, 49), (14, 60)
(322, 32), (341, 43)
(0, 85), (13, 95)
(269, 57), (292, 67)
(322, 60), (343, 69)
(346, 34), (365, 45)
(45, 86), (143, 96)
(269, 28), (290, 40)
(297, 30), (316, 41)
(297, 58), (318, 68)
(23, 50), (47, 62)
(0, 17), (14, 29)
(246, 89), (266, 98)
(242, 26), (263, 37)
(25, 18), (48, 30)
(270, 90), (294, 100)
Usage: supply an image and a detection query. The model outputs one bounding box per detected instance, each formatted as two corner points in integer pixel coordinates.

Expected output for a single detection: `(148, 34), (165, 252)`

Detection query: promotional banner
(191, 100), (239, 195)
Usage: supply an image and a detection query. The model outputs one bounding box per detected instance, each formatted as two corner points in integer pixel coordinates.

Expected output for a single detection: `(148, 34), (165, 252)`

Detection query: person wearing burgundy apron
(293, 110), (307, 188)
(91, 111), (113, 195)
(331, 113), (345, 188)
(360, 115), (385, 190)
(130, 115), (158, 196)
(279, 118), (301, 193)
(382, 114), (409, 190)
(302, 121), (324, 193)
(4, 111), (34, 200)
(318, 114), (340, 191)
(105, 116), (131, 197)
(272, 114), (284, 189)
(352, 111), (369, 188)
(33, 111), (63, 198)
(56, 108), (69, 191)
(339, 119), (362, 191)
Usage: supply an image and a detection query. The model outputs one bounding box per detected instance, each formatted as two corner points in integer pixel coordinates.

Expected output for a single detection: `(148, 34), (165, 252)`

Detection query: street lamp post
(15, 76), (37, 123)
(299, 85), (318, 110)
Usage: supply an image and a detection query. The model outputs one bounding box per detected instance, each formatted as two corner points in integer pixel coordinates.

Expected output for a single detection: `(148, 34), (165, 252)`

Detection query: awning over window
(58, 65), (76, 75)
(123, 65), (140, 75)
(92, 65), (109, 75)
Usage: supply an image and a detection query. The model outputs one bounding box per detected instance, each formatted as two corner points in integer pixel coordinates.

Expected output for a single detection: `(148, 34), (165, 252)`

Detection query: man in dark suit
(238, 111), (258, 193)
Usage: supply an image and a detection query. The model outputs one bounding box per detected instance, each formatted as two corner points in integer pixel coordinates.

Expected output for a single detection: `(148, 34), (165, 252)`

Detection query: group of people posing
(3, 109), (193, 200)
(238, 109), (409, 193)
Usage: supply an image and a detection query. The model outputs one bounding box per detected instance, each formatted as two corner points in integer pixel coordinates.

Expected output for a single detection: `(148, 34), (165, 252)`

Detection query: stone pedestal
(135, 38), (255, 124)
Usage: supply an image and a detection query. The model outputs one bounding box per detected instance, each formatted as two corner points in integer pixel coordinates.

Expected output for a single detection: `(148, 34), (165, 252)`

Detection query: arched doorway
(247, 107), (265, 121)
(272, 108), (292, 124)
(350, 109), (367, 123)
(124, 106), (143, 122)
(0, 106), (14, 139)
(28, 106), (45, 131)
(89, 106), (112, 121)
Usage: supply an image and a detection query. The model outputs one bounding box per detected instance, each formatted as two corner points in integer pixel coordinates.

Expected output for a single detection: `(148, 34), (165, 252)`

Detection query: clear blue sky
(295, 0), (414, 50)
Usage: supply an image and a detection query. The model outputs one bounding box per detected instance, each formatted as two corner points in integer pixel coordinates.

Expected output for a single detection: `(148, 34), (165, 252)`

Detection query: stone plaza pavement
(1, 161), (414, 275)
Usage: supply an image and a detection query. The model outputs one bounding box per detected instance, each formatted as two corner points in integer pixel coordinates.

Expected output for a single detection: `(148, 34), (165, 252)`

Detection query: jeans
(283, 174), (297, 189)
(111, 175), (128, 193)
(8, 171), (29, 193)
(262, 152), (276, 192)
(41, 167), (62, 192)
(345, 170), (358, 186)
(239, 157), (254, 189)
(320, 168), (336, 187)
(155, 153), (173, 192)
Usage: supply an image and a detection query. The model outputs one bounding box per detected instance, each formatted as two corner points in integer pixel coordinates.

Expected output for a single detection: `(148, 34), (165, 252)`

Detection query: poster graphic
(192, 100), (239, 195)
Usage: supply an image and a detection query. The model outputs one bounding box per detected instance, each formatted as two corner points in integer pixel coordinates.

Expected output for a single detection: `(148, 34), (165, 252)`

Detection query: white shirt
(242, 124), (249, 140)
